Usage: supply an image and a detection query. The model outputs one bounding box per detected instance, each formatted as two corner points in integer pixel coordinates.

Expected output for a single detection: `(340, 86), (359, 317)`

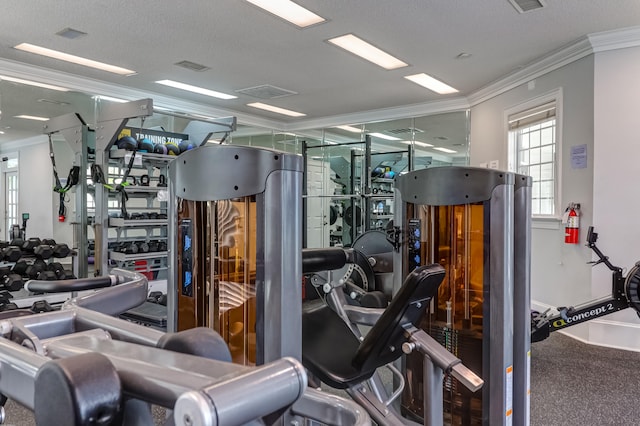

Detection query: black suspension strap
(49, 134), (81, 220)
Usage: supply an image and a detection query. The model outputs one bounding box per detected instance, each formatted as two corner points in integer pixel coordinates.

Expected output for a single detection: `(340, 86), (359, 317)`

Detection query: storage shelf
(109, 251), (168, 262)
(109, 218), (168, 227)
(109, 149), (174, 166)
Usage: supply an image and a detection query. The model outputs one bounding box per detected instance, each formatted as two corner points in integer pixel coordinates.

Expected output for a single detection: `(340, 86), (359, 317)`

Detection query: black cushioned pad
(34, 352), (121, 426)
(157, 327), (232, 362)
(302, 264), (445, 389)
(302, 299), (371, 389)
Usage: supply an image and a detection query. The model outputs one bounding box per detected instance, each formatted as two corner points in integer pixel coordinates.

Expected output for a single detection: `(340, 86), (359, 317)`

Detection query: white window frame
(1, 152), (20, 240)
(505, 88), (563, 219)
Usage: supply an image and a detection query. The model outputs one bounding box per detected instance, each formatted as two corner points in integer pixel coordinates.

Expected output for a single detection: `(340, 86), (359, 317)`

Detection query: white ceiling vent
(508, 0), (545, 13)
(387, 127), (425, 135)
(236, 84), (297, 99)
(174, 60), (210, 72)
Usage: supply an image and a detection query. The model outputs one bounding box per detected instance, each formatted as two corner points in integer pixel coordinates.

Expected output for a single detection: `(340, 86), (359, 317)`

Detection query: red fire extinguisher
(565, 204), (579, 244)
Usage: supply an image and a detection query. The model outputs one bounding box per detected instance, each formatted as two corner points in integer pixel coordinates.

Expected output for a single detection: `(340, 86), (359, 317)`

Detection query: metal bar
(291, 388), (372, 426)
(0, 338), (48, 409)
(424, 355), (444, 426)
(513, 174), (532, 426)
(302, 140), (308, 248)
(73, 307), (165, 347)
(175, 357), (306, 426)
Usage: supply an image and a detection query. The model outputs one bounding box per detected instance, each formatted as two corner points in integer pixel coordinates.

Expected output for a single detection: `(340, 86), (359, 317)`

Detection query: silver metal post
(424, 355), (444, 426)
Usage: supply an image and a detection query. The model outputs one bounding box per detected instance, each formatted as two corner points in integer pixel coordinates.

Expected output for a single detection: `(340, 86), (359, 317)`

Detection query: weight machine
(0, 269), (369, 425)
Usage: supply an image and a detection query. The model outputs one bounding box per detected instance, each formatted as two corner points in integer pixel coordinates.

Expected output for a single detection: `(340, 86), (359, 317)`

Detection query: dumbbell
(1, 246), (22, 262)
(137, 241), (150, 253)
(42, 238), (56, 246)
(48, 263), (76, 280)
(12, 260), (28, 276)
(10, 238), (25, 249)
(147, 291), (163, 304)
(118, 242), (138, 255)
(21, 238), (42, 253)
(0, 267), (23, 291)
(0, 241), (8, 250)
(31, 300), (55, 313)
(26, 259), (47, 279)
(158, 241), (167, 252)
(3, 274), (24, 291)
(36, 270), (57, 281)
(34, 245), (54, 260)
(52, 244), (71, 258)
(147, 240), (160, 252)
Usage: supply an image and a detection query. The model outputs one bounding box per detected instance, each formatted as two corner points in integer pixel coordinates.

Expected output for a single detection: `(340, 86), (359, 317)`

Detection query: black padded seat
(302, 264), (445, 389)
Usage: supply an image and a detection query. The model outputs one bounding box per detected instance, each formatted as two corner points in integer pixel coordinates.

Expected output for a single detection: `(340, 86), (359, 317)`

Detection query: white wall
(0, 135), (75, 245)
(470, 56), (596, 341)
(590, 46), (640, 349)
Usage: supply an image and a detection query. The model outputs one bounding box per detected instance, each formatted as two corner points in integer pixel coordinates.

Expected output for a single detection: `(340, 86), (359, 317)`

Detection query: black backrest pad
(352, 264), (445, 373)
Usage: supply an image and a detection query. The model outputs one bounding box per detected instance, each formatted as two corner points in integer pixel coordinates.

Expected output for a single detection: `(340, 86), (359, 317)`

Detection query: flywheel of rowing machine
(624, 262), (640, 315)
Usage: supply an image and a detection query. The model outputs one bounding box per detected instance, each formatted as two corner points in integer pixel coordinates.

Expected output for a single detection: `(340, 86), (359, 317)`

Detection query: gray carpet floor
(2, 332), (639, 425)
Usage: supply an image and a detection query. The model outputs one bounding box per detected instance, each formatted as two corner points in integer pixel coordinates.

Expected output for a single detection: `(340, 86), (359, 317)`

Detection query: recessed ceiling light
(0, 75), (69, 92)
(156, 80), (237, 100)
(335, 125), (362, 133)
(401, 140), (434, 148)
(404, 73), (459, 94)
(328, 34), (408, 70)
(0, 131), (4, 135)
(14, 43), (136, 76)
(15, 114), (49, 121)
(370, 132), (401, 141)
(245, 0), (326, 28)
(433, 147), (457, 154)
(456, 52), (472, 60)
(37, 98), (71, 106)
(247, 102), (306, 117)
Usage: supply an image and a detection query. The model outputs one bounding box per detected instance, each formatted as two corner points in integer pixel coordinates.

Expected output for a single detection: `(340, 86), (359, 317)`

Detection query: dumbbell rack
(105, 149), (172, 277)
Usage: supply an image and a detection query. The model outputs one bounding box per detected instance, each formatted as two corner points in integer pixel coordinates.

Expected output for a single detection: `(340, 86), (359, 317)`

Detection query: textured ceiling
(0, 0), (639, 146)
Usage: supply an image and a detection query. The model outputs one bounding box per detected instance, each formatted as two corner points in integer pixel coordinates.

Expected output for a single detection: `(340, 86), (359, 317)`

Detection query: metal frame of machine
(392, 166), (531, 426)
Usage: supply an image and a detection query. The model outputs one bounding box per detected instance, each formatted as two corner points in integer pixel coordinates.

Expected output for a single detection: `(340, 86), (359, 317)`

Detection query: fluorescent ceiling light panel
(156, 80), (237, 100)
(247, 102), (306, 117)
(335, 125), (362, 133)
(404, 73), (458, 94)
(15, 114), (49, 121)
(433, 147), (457, 153)
(92, 95), (128, 103)
(327, 34), (408, 70)
(245, 0), (326, 27)
(0, 75), (69, 92)
(14, 43), (136, 76)
(370, 132), (401, 141)
(401, 140), (434, 147)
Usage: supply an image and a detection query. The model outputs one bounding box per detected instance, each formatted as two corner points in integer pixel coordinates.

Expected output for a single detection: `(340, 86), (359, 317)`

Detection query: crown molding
(0, 134), (47, 152)
(0, 58), (282, 130)
(467, 26), (640, 107)
(285, 97), (470, 132)
(588, 26), (640, 52)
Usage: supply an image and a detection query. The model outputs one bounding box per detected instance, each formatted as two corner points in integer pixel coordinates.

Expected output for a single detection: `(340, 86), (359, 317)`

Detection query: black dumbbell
(147, 240), (159, 252)
(52, 244), (71, 258)
(158, 241), (167, 252)
(10, 238), (25, 248)
(2, 246), (23, 262)
(118, 242), (138, 254)
(34, 245), (54, 260)
(158, 294), (167, 306)
(0, 241), (9, 249)
(3, 274), (24, 292)
(12, 260), (28, 276)
(137, 241), (150, 253)
(26, 259), (47, 279)
(42, 238), (56, 246)
(31, 300), (54, 313)
(147, 291), (163, 303)
(48, 263), (74, 280)
(22, 238), (42, 253)
(61, 270), (76, 280)
(36, 270), (57, 281)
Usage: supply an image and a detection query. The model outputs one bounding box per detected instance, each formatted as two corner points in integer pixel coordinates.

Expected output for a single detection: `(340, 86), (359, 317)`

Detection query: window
(1, 153), (19, 240)
(507, 94), (561, 217)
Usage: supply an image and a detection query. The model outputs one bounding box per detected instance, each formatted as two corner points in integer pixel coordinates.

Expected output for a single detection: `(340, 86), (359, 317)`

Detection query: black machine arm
(531, 226), (635, 343)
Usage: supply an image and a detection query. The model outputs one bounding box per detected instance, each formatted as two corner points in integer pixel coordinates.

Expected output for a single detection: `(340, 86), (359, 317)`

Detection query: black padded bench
(301, 264), (445, 389)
